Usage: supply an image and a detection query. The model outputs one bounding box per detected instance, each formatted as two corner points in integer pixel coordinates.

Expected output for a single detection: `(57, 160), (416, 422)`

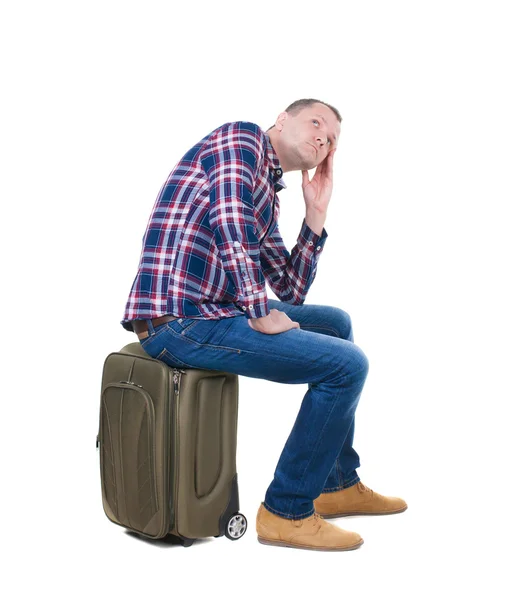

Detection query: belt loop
(147, 319), (155, 336)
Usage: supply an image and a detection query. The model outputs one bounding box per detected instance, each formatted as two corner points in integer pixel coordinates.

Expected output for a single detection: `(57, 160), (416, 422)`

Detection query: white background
(2, 0), (530, 598)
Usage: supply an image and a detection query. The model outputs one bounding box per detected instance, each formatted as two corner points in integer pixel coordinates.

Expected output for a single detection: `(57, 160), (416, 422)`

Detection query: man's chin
(294, 148), (318, 171)
(299, 158), (317, 171)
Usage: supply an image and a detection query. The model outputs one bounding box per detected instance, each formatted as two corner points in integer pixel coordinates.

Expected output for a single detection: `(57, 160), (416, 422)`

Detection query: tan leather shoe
(256, 503), (364, 551)
(314, 481), (408, 518)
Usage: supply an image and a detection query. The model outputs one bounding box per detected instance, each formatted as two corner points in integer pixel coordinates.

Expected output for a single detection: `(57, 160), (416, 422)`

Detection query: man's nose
(314, 135), (326, 147)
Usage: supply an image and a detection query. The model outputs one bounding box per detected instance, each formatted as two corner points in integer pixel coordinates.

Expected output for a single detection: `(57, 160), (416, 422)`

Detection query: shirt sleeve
(201, 122), (270, 319)
(260, 217), (328, 304)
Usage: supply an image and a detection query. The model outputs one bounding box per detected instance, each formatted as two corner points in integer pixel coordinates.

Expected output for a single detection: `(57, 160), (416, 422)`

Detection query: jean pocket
(139, 323), (169, 352)
(154, 347), (195, 370)
(178, 318), (201, 335)
(167, 318), (215, 345)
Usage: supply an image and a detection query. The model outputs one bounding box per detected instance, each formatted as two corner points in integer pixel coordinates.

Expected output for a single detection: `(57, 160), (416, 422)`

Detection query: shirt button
(248, 304), (254, 309)
(316, 246), (321, 251)
(276, 169), (282, 176)
(309, 241), (313, 246)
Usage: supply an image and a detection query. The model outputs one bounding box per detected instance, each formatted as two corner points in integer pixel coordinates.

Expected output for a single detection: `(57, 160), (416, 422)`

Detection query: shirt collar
(264, 132), (287, 193)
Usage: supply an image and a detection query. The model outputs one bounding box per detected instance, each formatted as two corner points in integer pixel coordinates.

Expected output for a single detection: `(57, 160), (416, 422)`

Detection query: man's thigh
(140, 310), (363, 386)
(267, 299), (353, 341)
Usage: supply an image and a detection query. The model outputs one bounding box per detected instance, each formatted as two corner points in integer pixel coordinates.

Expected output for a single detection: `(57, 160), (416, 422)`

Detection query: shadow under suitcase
(96, 342), (247, 547)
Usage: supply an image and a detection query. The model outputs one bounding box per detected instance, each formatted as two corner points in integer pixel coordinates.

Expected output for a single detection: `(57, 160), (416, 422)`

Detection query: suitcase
(96, 341), (247, 546)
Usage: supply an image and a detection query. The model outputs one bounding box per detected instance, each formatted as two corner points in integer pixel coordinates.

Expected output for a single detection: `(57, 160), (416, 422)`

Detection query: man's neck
(265, 128), (297, 173)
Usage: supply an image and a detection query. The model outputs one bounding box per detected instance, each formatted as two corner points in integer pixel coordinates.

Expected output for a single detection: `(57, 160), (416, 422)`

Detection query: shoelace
(311, 513), (324, 528)
(295, 512), (324, 528)
(358, 482), (375, 496)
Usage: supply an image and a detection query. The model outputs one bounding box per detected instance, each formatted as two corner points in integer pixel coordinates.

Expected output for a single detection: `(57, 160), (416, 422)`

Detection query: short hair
(284, 98), (342, 123)
(266, 98), (342, 131)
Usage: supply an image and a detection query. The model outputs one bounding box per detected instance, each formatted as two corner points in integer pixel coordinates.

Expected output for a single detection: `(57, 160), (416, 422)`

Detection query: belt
(132, 315), (179, 340)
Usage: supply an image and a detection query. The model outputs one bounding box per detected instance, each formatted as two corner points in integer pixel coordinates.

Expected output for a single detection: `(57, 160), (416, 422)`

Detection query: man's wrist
(305, 210), (327, 237)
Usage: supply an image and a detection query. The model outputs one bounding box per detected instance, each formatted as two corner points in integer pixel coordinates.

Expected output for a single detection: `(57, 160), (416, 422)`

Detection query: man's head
(266, 99), (342, 172)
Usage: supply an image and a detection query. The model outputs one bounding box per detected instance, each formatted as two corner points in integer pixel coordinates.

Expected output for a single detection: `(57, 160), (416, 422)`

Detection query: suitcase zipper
(173, 369), (184, 392)
(118, 379), (143, 388)
(169, 369), (185, 535)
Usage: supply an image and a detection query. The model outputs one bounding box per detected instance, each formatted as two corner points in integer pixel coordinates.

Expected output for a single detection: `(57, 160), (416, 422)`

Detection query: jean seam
(164, 323), (354, 370)
(155, 347), (195, 369)
(286, 380), (342, 517)
(264, 501), (315, 520)
(165, 326), (242, 354)
(164, 326), (335, 364)
(167, 319), (350, 363)
(139, 324), (170, 350)
(177, 319), (200, 335)
(301, 324), (341, 337)
(321, 474), (360, 493)
(214, 318), (239, 347)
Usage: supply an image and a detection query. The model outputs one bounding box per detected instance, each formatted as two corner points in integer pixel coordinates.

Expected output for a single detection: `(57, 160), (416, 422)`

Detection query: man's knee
(342, 344), (369, 384)
(326, 306), (354, 342)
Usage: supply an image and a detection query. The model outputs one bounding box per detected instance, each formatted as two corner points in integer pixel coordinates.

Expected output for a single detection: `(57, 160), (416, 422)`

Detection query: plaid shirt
(121, 121), (328, 332)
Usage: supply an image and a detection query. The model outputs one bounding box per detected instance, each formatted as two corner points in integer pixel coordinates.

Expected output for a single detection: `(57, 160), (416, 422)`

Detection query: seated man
(120, 98), (407, 552)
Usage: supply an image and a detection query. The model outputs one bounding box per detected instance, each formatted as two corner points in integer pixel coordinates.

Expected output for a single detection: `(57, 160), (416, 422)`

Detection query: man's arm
(259, 216), (328, 304)
(260, 147), (334, 303)
(201, 122), (270, 320)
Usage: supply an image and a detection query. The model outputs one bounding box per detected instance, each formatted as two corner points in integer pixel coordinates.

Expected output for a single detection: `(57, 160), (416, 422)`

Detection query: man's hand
(301, 148), (336, 214)
(247, 309), (300, 334)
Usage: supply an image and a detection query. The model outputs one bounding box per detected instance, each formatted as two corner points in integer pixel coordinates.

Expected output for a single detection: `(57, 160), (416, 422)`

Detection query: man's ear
(275, 111), (288, 131)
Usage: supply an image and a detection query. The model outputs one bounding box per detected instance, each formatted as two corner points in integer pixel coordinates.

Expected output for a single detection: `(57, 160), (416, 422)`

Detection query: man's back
(121, 120), (326, 332)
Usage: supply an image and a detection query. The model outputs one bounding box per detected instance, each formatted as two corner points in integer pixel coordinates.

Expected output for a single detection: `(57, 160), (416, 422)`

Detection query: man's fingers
(325, 149), (336, 178)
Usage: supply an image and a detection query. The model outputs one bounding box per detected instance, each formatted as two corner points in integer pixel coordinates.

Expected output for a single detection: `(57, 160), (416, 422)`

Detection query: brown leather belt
(132, 315), (179, 340)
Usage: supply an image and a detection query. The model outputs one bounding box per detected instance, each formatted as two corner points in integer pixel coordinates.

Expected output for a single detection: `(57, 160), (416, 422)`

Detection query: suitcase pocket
(99, 381), (167, 537)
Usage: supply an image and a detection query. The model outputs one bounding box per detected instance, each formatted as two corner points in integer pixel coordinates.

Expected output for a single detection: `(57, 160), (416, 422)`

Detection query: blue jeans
(138, 299), (369, 520)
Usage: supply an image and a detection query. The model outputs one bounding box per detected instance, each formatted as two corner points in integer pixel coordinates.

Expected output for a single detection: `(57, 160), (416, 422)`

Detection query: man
(121, 98), (407, 552)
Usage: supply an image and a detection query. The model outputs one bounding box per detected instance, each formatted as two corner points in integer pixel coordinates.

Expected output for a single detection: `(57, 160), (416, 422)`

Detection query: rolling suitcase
(96, 341), (247, 546)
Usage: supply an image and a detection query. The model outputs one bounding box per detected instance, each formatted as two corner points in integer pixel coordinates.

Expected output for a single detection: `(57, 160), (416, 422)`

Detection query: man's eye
(312, 119), (319, 126)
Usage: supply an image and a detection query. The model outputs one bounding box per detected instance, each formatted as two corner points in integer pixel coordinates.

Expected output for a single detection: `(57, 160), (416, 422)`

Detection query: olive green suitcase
(96, 342), (247, 546)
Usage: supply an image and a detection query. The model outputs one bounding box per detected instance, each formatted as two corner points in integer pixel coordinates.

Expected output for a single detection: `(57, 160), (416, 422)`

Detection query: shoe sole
(318, 505), (408, 519)
(257, 536), (364, 551)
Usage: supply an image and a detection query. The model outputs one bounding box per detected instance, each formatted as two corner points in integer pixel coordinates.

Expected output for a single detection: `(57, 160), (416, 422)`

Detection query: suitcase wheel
(225, 513), (247, 541)
(173, 534), (194, 547)
(181, 536), (194, 547)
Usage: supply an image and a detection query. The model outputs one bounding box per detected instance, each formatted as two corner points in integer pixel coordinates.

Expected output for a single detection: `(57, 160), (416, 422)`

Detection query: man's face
(276, 103), (341, 170)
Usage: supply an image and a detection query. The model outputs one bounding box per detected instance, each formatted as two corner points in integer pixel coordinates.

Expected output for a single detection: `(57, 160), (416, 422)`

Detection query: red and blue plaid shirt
(121, 121), (328, 332)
